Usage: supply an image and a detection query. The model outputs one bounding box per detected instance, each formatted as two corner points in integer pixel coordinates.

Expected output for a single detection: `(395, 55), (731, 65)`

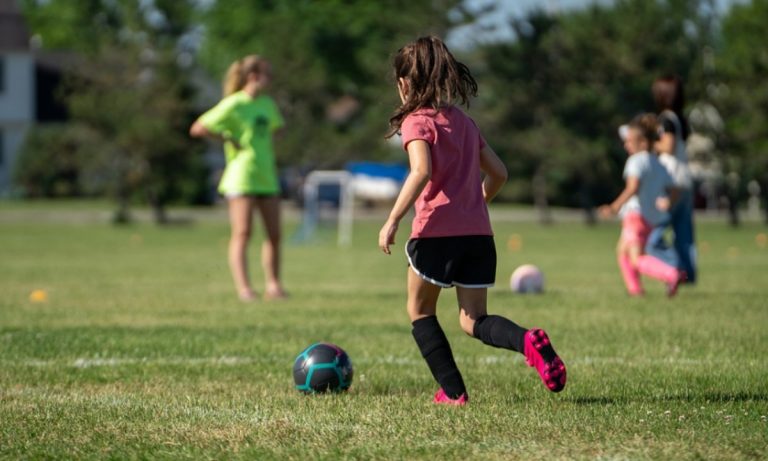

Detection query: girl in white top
(600, 114), (686, 297)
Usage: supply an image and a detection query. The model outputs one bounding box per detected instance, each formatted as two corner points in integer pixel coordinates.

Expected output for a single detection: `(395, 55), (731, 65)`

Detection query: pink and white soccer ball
(510, 264), (544, 293)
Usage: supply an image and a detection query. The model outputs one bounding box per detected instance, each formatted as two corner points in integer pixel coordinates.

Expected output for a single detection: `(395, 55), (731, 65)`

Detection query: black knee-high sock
(473, 315), (527, 354)
(411, 316), (466, 399)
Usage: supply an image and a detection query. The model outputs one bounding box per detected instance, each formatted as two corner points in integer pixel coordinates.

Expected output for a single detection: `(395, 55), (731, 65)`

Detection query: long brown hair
(223, 55), (267, 97)
(386, 36), (478, 137)
(652, 75), (689, 139)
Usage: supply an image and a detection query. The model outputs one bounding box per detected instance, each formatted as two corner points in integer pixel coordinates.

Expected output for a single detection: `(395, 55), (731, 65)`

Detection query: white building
(0, 0), (34, 196)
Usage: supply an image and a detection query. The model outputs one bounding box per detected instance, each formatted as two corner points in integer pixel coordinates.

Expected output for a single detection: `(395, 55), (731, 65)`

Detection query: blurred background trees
(18, 0), (209, 223)
(713, 0), (768, 223)
(13, 0), (768, 224)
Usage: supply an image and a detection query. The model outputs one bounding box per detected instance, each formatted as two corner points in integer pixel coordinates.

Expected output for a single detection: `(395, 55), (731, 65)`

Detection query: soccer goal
(294, 163), (408, 246)
(296, 170), (355, 246)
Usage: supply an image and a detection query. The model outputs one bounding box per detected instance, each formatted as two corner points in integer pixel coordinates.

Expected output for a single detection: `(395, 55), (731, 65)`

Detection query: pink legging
(618, 213), (679, 295)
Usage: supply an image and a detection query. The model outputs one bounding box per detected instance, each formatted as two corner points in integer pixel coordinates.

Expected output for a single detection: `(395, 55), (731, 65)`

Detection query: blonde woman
(190, 55), (287, 301)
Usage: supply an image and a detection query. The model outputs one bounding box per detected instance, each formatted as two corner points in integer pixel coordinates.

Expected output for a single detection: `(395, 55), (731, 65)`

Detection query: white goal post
(300, 170), (355, 246)
(297, 165), (407, 246)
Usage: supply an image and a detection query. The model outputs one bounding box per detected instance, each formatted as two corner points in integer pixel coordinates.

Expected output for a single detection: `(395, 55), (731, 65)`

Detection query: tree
(13, 124), (99, 198)
(714, 0), (768, 224)
(20, 0), (208, 223)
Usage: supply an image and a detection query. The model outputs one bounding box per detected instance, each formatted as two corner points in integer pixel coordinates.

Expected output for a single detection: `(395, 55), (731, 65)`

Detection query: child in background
(379, 36), (566, 405)
(190, 55), (288, 302)
(599, 114), (686, 297)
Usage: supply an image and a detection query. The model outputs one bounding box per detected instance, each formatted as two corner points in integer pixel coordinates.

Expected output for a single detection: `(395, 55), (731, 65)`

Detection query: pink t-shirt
(401, 106), (493, 238)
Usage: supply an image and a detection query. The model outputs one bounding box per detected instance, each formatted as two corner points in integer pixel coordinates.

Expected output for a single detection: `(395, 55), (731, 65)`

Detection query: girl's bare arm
(189, 120), (241, 149)
(378, 140), (431, 254)
(479, 145), (508, 203)
(599, 176), (640, 217)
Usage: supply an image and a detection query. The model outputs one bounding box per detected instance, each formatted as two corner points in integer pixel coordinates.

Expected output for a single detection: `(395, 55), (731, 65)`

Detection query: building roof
(0, 0), (31, 52)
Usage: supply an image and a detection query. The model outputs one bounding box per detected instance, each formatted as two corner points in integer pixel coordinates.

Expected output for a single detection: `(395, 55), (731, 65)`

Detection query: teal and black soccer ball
(293, 343), (354, 393)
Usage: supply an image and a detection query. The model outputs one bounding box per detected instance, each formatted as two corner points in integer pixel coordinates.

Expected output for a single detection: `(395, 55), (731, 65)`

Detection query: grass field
(1, 201), (767, 460)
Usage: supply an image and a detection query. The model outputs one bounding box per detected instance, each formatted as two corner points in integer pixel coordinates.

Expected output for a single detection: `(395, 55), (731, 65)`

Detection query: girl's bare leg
(255, 196), (287, 299)
(458, 285), (527, 354)
(456, 286), (488, 336)
(228, 196), (257, 301)
(407, 267), (441, 321)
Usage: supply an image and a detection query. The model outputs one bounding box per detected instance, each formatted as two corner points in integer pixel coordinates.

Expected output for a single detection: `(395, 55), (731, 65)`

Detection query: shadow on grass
(567, 390), (768, 405)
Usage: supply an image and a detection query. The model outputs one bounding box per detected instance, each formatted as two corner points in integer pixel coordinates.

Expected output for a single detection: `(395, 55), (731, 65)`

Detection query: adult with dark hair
(652, 75), (697, 284)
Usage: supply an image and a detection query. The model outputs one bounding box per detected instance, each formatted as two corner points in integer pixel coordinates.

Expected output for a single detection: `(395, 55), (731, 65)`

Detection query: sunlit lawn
(1, 201), (766, 460)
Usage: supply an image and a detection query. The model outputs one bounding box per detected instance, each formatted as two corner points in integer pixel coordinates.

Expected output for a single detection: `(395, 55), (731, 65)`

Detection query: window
(0, 57), (5, 93)
(0, 129), (4, 167)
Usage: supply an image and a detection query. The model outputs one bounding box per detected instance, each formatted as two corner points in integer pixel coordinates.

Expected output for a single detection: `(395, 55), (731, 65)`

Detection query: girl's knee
(231, 228), (252, 241)
(407, 301), (438, 323)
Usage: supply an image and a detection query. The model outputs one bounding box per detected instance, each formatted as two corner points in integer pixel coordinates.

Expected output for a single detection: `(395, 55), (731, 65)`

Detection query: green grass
(1, 202), (767, 460)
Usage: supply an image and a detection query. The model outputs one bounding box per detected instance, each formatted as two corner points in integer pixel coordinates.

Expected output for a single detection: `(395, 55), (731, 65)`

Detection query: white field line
(4, 355), (759, 369)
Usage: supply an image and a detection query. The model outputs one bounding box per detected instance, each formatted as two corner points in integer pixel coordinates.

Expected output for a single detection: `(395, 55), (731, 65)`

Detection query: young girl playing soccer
(190, 55), (287, 302)
(599, 114), (686, 297)
(378, 36), (566, 405)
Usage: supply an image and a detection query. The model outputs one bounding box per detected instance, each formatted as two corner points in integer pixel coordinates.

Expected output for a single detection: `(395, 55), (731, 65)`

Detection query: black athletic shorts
(405, 235), (496, 288)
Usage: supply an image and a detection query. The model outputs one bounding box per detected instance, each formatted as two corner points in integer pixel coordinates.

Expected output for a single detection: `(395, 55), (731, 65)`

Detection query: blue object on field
(317, 183), (341, 207)
(346, 162), (408, 182)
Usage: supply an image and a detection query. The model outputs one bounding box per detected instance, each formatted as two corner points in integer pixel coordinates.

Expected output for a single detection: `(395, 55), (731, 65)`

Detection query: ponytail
(387, 36), (477, 138)
(629, 113), (660, 145)
(223, 59), (244, 97)
(222, 55), (266, 97)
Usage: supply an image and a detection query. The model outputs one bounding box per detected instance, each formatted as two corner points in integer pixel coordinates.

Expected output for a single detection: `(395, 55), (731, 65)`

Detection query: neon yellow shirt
(199, 91), (284, 195)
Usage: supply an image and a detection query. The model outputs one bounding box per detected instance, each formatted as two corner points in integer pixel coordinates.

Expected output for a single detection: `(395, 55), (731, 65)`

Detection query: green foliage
(20, 0), (210, 221)
(13, 124), (95, 198)
(20, 0), (112, 53)
(0, 204), (767, 458)
(64, 44), (210, 211)
(718, 0), (768, 77)
(714, 0), (768, 219)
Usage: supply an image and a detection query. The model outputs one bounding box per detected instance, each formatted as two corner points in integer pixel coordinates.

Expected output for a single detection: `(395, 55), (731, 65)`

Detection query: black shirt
(658, 111), (690, 140)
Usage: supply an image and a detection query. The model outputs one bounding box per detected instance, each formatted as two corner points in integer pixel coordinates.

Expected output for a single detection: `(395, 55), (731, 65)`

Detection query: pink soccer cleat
(524, 329), (567, 392)
(433, 388), (468, 405)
